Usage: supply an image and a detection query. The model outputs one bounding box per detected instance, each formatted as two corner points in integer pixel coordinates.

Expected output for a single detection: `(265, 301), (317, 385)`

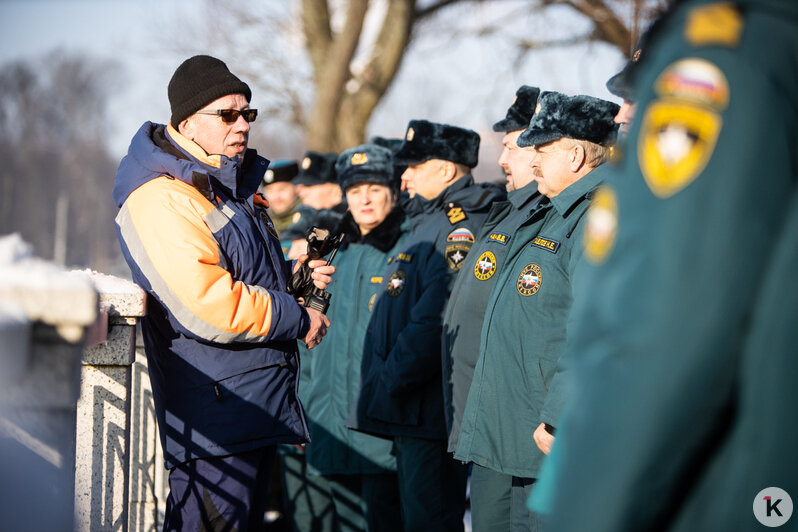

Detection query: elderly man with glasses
(113, 54), (335, 531)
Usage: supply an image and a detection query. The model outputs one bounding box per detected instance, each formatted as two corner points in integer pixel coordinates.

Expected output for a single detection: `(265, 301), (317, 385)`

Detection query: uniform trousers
(394, 436), (468, 532)
(469, 464), (543, 532)
(163, 446), (276, 532)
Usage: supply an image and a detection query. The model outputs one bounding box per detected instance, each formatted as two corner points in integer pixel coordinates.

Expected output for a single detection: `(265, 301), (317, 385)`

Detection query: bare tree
(0, 53), (122, 272)
(180, 0), (668, 153)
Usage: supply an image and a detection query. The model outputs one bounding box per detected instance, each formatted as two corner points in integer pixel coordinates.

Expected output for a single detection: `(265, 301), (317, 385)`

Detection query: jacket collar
(550, 164), (608, 217)
(508, 183), (541, 209)
(164, 124), (269, 200)
(338, 205), (405, 252)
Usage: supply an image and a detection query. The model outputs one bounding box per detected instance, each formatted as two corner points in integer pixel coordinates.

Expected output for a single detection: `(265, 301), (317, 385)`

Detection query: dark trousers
(163, 446), (276, 532)
(280, 451), (336, 532)
(469, 464), (543, 532)
(321, 472), (403, 532)
(394, 436), (468, 532)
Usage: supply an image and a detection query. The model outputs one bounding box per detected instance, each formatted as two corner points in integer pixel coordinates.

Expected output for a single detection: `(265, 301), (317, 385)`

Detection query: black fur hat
(262, 159), (299, 185)
(492, 85), (541, 132)
(517, 92), (620, 148)
(294, 151), (338, 186)
(336, 144), (398, 193)
(281, 205), (343, 241)
(168, 55), (251, 127)
(393, 119), (480, 168)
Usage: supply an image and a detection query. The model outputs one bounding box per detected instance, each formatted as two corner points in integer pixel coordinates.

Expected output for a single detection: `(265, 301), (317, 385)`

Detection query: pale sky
(0, 0), (626, 172)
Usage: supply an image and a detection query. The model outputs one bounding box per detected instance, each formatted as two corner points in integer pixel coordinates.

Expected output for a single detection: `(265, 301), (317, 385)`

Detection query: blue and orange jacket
(113, 122), (310, 468)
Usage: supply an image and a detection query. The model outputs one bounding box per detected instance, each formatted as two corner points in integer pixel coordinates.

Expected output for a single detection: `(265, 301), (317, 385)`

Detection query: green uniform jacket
(543, 1), (798, 530)
(351, 176), (506, 440)
(454, 166), (607, 478)
(304, 208), (407, 475)
(441, 184), (542, 452)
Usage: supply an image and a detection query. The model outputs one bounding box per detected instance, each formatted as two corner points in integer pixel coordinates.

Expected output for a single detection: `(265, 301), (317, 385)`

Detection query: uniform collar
(508, 183), (541, 208)
(550, 164), (608, 217)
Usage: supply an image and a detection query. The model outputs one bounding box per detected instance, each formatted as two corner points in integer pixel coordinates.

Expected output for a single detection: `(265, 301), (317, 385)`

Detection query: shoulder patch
(487, 232), (510, 246)
(474, 250), (497, 281)
(655, 58), (729, 111)
(531, 236), (560, 254)
(642, 58), (728, 198)
(446, 202), (467, 224)
(445, 243), (471, 271)
(684, 2), (743, 48)
(638, 100), (722, 198)
(447, 227), (475, 243)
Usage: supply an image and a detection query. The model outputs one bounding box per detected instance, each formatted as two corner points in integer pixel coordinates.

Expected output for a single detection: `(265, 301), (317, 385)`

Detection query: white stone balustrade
(0, 234), (167, 532)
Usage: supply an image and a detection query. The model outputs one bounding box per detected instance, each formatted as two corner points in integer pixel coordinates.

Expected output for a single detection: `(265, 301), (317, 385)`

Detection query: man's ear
(569, 144), (586, 172)
(178, 117), (194, 140)
(440, 160), (458, 183)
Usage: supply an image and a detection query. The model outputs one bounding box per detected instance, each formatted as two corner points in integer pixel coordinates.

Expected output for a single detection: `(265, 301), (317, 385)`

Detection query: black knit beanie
(168, 55), (252, 127)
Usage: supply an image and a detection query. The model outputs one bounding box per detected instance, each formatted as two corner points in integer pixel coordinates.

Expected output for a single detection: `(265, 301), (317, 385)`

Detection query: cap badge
(406, 127), (415, 141)
(302, 157), (311, 170)
(351, 152), (368, 165)
(264, 169), (274, 183)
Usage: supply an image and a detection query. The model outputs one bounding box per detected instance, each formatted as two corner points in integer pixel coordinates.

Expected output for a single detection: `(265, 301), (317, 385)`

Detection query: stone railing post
(74, 271), (150, 532)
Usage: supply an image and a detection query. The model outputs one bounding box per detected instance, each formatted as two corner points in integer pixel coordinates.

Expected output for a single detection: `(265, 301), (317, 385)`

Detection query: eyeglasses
(194, 108), (258, 123)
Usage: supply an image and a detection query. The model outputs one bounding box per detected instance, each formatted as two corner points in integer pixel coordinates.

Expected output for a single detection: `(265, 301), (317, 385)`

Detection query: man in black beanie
(112, 54), (335, 531)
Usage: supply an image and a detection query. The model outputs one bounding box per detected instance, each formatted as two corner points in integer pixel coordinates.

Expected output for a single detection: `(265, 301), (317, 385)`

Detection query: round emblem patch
(516, 263), (542, 296)
(387, 270), (406, 297)
(584, 186), (618, 264)
(264, 169), (275, 183)
(474, 251), (497, 281)
(301, 157), (311, 170)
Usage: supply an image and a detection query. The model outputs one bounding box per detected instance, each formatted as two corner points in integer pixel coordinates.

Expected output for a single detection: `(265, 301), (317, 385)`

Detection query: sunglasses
(194, 108), (258, 123)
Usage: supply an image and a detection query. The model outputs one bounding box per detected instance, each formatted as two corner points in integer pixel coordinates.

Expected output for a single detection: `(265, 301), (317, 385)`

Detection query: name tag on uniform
(487, 232), (510, 245)
(370, 276), (383, 284)
(531, 236), (560, 253)
(396, 253), (413, 263)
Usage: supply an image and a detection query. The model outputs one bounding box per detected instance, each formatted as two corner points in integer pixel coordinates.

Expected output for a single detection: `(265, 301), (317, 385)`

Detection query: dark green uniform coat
(441, 184), (542, 452)
(454, 166), (607, 478)
(542, 1), (798, 530)
(352, 176), (505, 440)
(305, 208), (407, 475)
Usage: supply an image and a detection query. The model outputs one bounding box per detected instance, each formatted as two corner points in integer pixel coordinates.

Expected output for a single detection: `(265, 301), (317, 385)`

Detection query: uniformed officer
(295, 150), (346, 213)
(440, 85), (543, 532)
(259, 158), (301, 235)
(535, 1), (798, 530)
(351, 119), (506, 531)
(454, 92), (618, 531)
(303, 144), (407, 532)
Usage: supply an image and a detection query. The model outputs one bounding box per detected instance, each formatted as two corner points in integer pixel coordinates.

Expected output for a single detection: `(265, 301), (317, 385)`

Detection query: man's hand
(303, 307), (331, 349)
(293, 254), (336, 290)
(533, 422), (555, 455)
